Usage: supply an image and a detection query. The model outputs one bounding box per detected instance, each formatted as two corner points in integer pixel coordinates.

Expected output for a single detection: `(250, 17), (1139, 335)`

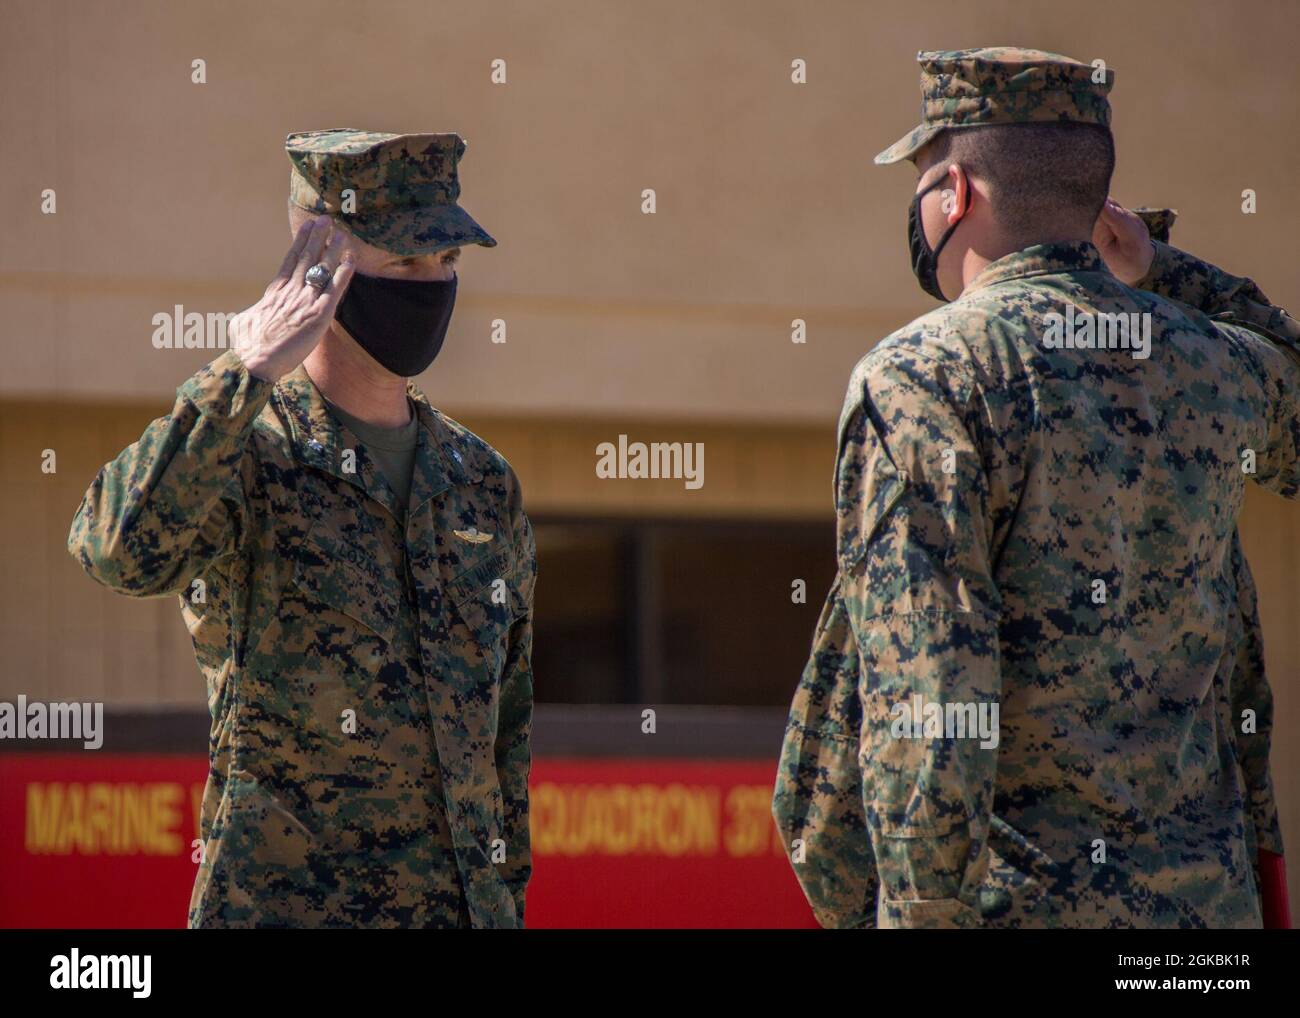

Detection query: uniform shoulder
(847, 304), (981, 397)
(836, 306), (987, 451)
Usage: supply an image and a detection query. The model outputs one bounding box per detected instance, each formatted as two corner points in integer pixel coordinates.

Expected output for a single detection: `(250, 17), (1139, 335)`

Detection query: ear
(945, 163), (971, 224)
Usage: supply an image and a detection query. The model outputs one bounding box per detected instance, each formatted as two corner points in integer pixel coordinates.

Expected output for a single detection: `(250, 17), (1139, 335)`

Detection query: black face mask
(334, 271), (458, 377)
(907, 174), (965, 302)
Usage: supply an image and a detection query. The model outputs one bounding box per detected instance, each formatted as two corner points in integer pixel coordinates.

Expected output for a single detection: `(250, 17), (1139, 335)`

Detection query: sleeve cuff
(1133, 240), (1181, 295)
(878, 896), (982, 929)
(176, 349), (276, 433)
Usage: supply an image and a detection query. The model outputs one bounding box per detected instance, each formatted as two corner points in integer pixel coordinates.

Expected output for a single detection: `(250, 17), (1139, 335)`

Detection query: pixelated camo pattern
(69, 350), (535, 928)
(1133, 210), (1284, 870)
(875, 47), (1114, 165)
(774, 239), (1300, 928)
(286, 129), (497, 256)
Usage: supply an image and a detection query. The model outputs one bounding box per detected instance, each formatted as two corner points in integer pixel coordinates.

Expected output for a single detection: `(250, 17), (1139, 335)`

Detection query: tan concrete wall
(3, 1), (1298, 421)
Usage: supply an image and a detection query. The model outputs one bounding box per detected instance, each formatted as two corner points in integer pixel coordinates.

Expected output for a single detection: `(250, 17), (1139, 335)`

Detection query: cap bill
(345, 201), (497, 256)
(874, 122), (944, 165)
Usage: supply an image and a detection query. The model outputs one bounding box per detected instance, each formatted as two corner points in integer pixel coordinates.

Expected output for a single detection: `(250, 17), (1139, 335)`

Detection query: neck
(957, 227), (1092, 294)
(303, 324), (412, 428)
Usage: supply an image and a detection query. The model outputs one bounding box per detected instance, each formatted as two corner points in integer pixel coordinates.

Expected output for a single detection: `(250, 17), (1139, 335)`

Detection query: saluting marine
(773, 49), (1299, 928)
(69, 130), (536, 928)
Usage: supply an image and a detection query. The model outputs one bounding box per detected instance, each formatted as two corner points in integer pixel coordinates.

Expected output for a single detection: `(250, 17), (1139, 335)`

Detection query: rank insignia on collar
(453, 527), (494, 544)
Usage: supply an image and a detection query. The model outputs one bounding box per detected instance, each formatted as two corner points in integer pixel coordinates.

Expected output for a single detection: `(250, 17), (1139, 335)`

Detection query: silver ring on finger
(305, 263), (332, 291)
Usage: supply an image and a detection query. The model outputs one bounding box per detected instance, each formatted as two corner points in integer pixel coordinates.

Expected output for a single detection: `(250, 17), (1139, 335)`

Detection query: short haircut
(927, 122), (1115, 238)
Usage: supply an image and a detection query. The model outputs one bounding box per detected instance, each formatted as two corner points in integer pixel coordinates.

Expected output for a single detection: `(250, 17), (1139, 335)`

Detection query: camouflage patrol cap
(874, 47), (1114, 165)
(285, 128), (497, 255)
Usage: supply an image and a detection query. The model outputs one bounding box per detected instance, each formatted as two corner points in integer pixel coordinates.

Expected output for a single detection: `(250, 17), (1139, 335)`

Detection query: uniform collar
(406, 382), (486, 507)
(965, 240), (1108, 294)
(273, 366), (478, 520)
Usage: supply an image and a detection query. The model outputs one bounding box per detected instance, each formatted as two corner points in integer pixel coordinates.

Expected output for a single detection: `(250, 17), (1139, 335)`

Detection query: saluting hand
(1093, 197), (1156, 286)
(231, 215), (357, 382)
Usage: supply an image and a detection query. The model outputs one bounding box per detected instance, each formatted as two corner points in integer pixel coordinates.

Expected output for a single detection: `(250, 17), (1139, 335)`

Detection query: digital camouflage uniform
(68, 131), (536, 928)
(1134, 208), (1285, 870)
(773, 50), (1300, 928)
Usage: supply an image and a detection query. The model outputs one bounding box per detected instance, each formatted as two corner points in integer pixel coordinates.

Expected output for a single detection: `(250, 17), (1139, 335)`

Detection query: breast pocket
(445, 550), (526, 676)
(291, 525), (398, 642)
(282, 522), (401, 729)
(439, 550), (526, 736)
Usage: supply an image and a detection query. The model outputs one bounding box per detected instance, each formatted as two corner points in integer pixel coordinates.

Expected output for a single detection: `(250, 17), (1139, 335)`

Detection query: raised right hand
(230, 215), (356, 382)
(1093, 198), (1155, 286)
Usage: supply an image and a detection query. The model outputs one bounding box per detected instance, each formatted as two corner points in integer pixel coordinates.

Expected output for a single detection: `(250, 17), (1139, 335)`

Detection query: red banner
(0, 754), (817, 928)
